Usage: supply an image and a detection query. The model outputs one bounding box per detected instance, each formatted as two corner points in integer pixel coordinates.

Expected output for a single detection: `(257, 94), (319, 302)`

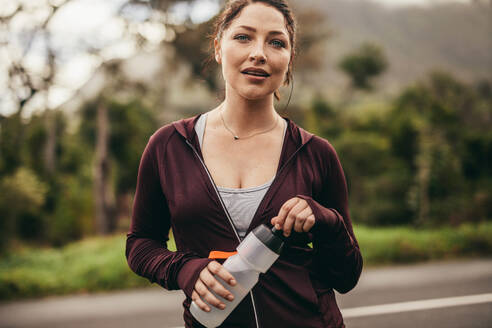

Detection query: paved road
(1, 258), (491, 328)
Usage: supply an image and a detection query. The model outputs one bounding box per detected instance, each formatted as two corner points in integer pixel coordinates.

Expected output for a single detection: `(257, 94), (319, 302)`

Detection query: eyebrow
(236, 25), (288, 37)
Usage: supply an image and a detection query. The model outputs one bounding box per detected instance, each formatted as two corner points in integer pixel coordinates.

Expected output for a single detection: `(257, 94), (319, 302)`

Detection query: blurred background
(0, 0), (491, 326)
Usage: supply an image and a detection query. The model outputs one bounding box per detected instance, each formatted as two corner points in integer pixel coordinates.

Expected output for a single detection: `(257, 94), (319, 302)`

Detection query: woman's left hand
(271, 197), (315, 237)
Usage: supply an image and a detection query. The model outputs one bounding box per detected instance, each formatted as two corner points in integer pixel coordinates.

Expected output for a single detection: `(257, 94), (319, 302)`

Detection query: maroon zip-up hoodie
(126, 114), (363, 328)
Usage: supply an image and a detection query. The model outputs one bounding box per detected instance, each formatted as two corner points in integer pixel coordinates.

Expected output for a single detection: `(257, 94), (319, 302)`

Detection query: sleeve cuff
(296, 194), (344, 242)
(176, 258), (214, 299)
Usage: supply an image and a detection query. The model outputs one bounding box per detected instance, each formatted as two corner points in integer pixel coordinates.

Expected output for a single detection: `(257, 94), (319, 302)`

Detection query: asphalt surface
(1, 258), (491, 328)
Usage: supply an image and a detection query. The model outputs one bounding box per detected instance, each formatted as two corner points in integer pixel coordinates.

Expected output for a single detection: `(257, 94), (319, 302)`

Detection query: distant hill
(297, 0), (491, 96)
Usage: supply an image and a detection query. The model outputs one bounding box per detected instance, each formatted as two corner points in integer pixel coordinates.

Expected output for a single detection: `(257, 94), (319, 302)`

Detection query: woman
(126, 1), (363, 327)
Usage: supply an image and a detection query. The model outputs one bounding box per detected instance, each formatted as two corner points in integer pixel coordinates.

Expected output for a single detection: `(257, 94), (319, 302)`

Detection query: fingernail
(229, 278), (236, 285)
(205, 306), (211, 312)
(275, 224), (280, 230)
(219, 303), (225, 309)
(227, 294), (234, 301)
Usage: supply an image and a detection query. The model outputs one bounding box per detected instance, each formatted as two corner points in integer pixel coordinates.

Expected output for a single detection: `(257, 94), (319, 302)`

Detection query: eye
(270, 39), (286, 49)
(234, 34), (250, 42)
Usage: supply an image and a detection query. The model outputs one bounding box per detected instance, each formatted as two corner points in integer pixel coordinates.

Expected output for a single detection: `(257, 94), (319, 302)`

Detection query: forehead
(227, 3), (288, 36)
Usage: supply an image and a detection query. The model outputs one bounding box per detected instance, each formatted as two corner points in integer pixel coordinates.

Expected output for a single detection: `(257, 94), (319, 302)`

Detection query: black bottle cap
(252, 224), (285, 254)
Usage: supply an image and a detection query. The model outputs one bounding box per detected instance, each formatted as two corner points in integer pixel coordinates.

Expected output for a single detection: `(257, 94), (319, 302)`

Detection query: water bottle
(190, 224), (285, 327)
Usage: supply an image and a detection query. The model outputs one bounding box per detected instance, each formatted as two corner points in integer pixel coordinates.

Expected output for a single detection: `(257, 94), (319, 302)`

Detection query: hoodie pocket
(302, 266), (321, 309)
(274, 245), (320, 309)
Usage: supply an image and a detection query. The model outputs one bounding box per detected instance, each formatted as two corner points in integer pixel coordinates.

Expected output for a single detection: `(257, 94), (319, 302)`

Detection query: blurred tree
(0, 168), (47, 253)
(338, 43), (388, 106)
(0, 1), (70, 178)
(0, 0), (208, 244)
(0, 114), (25, 176)
(4, 109), (95, 247)
(79, 87), (158, 235)
(305, 94), (340, 138)
(310, 70), (491, 226)
(390, 71), (491, 226)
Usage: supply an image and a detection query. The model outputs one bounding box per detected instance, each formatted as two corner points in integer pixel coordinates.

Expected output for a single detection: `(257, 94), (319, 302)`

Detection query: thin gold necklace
(220, 108), (279, 140)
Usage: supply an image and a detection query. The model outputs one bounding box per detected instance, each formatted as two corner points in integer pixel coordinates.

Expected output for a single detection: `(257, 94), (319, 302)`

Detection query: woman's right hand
(192, 261), (236, 312)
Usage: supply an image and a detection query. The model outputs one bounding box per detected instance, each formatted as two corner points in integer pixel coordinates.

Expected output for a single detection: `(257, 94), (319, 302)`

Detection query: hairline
(217, 1), (292, 42)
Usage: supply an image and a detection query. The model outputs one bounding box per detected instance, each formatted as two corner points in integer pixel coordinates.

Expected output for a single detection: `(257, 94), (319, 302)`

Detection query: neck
(220, 89), (279, 136)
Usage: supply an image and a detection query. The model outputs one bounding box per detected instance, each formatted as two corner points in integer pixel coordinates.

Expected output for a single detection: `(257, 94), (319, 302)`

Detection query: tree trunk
(93, 102), (116, 235)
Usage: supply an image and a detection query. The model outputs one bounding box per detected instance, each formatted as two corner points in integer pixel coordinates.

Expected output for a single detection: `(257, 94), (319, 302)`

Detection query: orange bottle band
(208, 251), (238, 259)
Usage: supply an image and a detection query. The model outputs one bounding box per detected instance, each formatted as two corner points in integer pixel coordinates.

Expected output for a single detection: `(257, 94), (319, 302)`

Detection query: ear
(214, 38), (222, 64)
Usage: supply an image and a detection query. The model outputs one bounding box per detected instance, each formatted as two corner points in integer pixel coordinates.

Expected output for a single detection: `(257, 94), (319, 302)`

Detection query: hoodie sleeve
(296, 138), (363, 294)
(125, 133), (212, 299)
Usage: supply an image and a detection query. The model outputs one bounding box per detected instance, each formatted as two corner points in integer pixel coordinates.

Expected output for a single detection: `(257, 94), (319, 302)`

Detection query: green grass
(356, 222), (492, 265)
(1, 223), (491, 302)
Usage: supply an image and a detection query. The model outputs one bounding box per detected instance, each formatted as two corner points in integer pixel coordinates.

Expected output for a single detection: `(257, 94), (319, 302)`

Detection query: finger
(208, 261), (236, 287)
(293, 207), (312, 232)
(192, 289), (210, 312)
(200, 268), (228, 308)
(271, 216), (278, 226)
(303, 214), (316, 232)
(276, 198), (300, 229)
(195, 278), (210, 299)
(200, 277), (226, 310)
(283, 200), (306, 236)
(206, 262), (235, 301)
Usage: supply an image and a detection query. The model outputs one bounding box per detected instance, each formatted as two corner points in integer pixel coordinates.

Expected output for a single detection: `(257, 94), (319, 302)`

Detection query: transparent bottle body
(190, 254), (259, 328)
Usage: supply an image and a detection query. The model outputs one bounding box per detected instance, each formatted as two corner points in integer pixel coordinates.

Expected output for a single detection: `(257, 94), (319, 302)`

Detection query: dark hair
(210, 0), (297, 100)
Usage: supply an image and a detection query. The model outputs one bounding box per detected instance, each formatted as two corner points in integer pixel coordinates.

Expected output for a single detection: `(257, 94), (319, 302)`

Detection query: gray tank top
(195, 112), (287, 239)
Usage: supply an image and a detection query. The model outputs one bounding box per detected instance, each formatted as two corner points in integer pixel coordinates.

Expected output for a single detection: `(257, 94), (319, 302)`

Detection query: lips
(241, 67), (270, 77)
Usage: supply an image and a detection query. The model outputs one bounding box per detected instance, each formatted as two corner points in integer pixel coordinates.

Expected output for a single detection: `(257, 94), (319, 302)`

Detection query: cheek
(272, 54), (291, 77)
(220, 47), (242, 78)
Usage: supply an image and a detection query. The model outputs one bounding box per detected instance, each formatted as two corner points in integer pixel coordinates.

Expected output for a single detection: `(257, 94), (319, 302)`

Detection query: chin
(238, 87), (277, 101)
(241, 93), (270, 100)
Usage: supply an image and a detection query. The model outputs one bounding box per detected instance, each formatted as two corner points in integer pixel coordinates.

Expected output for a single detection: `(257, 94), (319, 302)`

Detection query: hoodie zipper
(185, 137), (309, 328)
(185, 139), (259, 328)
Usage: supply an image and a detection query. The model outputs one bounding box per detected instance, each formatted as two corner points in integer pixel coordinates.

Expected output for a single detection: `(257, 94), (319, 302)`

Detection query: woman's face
(215, 3), (291, 101)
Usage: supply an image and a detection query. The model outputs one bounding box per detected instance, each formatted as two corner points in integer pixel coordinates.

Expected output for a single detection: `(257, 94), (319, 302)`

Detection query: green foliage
(1, 224), (490, 301)
(0, 114), (25, 175)
(79, 98), (158, 195)
(46, 172), (94, 247)
(0, 234), (153, 300)
(389, 72), (491, 225)
(310, 95), (341, 138)
(0, 97), (158, 251)
(108, 100), (158, 194)
(339, 43), (388, 90)
(310, 71), (492, 226)
(357, 223), (492, 265)
(0, 168), (48, 253)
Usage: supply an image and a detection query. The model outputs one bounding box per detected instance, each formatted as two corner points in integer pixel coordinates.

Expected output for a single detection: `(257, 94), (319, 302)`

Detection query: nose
(249, 41), (266, 64)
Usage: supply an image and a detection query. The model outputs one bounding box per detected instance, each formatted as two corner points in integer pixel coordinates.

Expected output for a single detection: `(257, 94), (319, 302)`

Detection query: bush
(45, 172), (94, 247)
(356, 222), (492, 264)
(0, 168), (47, 253)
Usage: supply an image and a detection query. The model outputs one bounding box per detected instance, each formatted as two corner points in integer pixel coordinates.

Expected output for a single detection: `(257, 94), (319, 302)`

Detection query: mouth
(241, 68), (270, 78)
